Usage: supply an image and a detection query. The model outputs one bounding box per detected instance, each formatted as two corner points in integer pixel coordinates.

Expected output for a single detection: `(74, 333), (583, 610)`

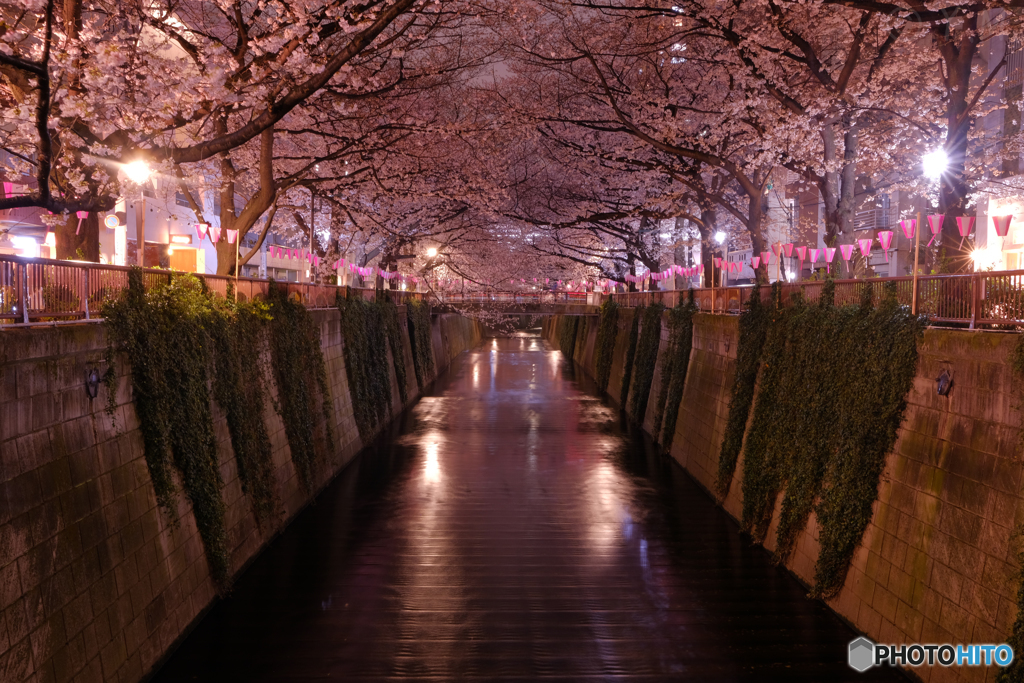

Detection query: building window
(175, 191), (192, 207)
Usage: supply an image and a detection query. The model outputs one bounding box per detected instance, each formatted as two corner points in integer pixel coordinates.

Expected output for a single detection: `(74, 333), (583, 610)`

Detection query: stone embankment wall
(545, 310), (1023, 683)
(0, 309), (482, 683)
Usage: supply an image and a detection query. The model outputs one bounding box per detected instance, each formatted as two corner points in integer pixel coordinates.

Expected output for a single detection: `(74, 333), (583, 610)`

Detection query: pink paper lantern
(927, 214), (944, 247)
(2, 181), (12, 198)
(771, 243), (782, 257)
(751, 256), (761, 269)
(227, 229), (238, 244)
(878, 230), (894, 262)
(839, 244), (855, 275)
(955, 216), (977, 249)
(761, 250), (771, 265)
(714, 256), (722, 268)
(75, 210), (88, 235)
(993, 215), (1013, 237)
(900, 219), (916, 240)
(784, 243), (795, 258)
(795, 245), (807, 261)
(857, 238), (873, 258)
(209, 226), (222, 243)
(809, 248), (821, 265)
(196, 223), (208, 243)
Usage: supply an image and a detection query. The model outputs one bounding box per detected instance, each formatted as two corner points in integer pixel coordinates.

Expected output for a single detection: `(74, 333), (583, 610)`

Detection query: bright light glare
(10, 235), (39, 257)
(426, 247), (438, 257)
(123, 160), (152, 184)
(922, 149), (948, 180)
(660, 232), (671, 239)
(714, 231), (727, 244)
(971, 248), (1001, 270)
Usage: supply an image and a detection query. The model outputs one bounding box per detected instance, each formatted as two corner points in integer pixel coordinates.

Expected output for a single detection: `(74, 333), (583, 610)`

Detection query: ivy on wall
(653, 294), (698, 449)
(267, 282), (335, 493)
(558, 315), (580, 359)
(594, 300), (619, 392)
(999, 337), (1024, 683)
(736, 281), (924, 597)
(627, 303), (665, 424)
(208, 295), (278, 525)
(103, 271), (230, 583)
(716, 284), (771, 496)
(380, 295), (409, 405)
(337, 290), (393, 438)
(619, 306), (642, 408)
(407, 299), (436, 389)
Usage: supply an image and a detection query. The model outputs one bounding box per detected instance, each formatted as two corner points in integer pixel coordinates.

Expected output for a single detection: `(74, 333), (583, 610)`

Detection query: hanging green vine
(208, 296), (278, 525)
(594, 299), (619, 392)
(103, 270), (230, 584)
(267, 282), (335, 492)
(736, 281), (924, 597)
(619, 306), (642, 408)
(716, 283), (771, 497)
(407, 299), (435, 389)
(379, 295), (409, 405)
(558, 315), (580, 359)
(653, 294), (698, 449)
(337, 290), (393, 438)
(998, 336), (1024, 683)
(627, 303), (665, 423)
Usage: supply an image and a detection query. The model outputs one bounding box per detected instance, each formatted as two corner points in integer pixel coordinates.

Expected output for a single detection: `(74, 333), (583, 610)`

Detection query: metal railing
(0, 255), (425, 325)
(4, 254), (1024, 328)
(608, 271), (1024, 327)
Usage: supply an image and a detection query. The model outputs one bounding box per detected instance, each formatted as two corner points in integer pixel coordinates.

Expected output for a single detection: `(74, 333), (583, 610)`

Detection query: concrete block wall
(0, 308), (482, 683)
(545, 311), (1024, 682)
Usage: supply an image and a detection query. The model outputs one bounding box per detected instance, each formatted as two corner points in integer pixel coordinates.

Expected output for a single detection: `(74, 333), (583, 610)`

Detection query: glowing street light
(714, 231), (726, 244)
(426, 247), (438, 257)
(922, 149), (948, 180)
(123, 160), (153, 185)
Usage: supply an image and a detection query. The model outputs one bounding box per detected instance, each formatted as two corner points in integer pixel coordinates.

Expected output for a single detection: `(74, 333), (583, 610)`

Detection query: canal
(153, 333), (902, 682)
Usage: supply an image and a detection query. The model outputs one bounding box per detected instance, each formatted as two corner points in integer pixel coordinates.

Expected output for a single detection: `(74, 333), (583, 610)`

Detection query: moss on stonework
(997, 335), (1024, 683)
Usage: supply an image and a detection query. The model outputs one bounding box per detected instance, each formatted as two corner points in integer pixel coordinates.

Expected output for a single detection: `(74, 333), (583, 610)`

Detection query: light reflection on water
(152, 332), (904, 683)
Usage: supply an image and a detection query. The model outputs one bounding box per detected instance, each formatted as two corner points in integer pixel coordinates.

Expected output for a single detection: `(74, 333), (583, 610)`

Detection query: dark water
(153, 333), (901, 682)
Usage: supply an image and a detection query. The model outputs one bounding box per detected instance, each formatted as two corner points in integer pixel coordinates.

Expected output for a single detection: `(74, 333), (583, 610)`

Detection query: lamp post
(712, 231), (726, 313)
(916, 149), (948, 315)
(123, 161), (152, 269)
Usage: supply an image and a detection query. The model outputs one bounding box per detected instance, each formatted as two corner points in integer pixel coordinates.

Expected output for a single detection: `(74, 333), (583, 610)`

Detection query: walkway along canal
(153, 334), (903, 681)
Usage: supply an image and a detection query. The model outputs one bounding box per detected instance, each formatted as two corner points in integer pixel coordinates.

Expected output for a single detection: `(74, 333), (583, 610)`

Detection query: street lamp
(922, 149), (948, 180)
(122, 160), (153, 268)
(714, 231), (726, 244)
(911, 149), (949, 314)
(123, 160), (152, 185)
(426, 247), (438, 257)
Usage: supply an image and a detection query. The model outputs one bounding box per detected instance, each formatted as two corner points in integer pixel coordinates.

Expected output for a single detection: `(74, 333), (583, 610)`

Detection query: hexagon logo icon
(848, 637), (875, 672)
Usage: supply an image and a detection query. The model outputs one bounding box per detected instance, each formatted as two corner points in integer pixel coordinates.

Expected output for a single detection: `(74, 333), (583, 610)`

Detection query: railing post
(83, 268), (91, 319)
(20, 262), (29, 324)
(970, 272), (979, 330)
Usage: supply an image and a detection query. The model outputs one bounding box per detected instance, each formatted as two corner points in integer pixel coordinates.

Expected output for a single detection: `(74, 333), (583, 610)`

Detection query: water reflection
(153, 334), (903, 683)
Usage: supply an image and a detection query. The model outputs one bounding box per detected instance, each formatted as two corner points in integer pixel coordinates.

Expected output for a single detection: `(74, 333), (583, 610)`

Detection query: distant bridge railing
(438, 291), (589, 305)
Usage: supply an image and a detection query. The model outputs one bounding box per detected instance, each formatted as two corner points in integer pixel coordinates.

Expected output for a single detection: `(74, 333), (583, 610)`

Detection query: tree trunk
(56, 211), (99, 261)
(699, 208), (715, 287)
(937, 24), (979, 273)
